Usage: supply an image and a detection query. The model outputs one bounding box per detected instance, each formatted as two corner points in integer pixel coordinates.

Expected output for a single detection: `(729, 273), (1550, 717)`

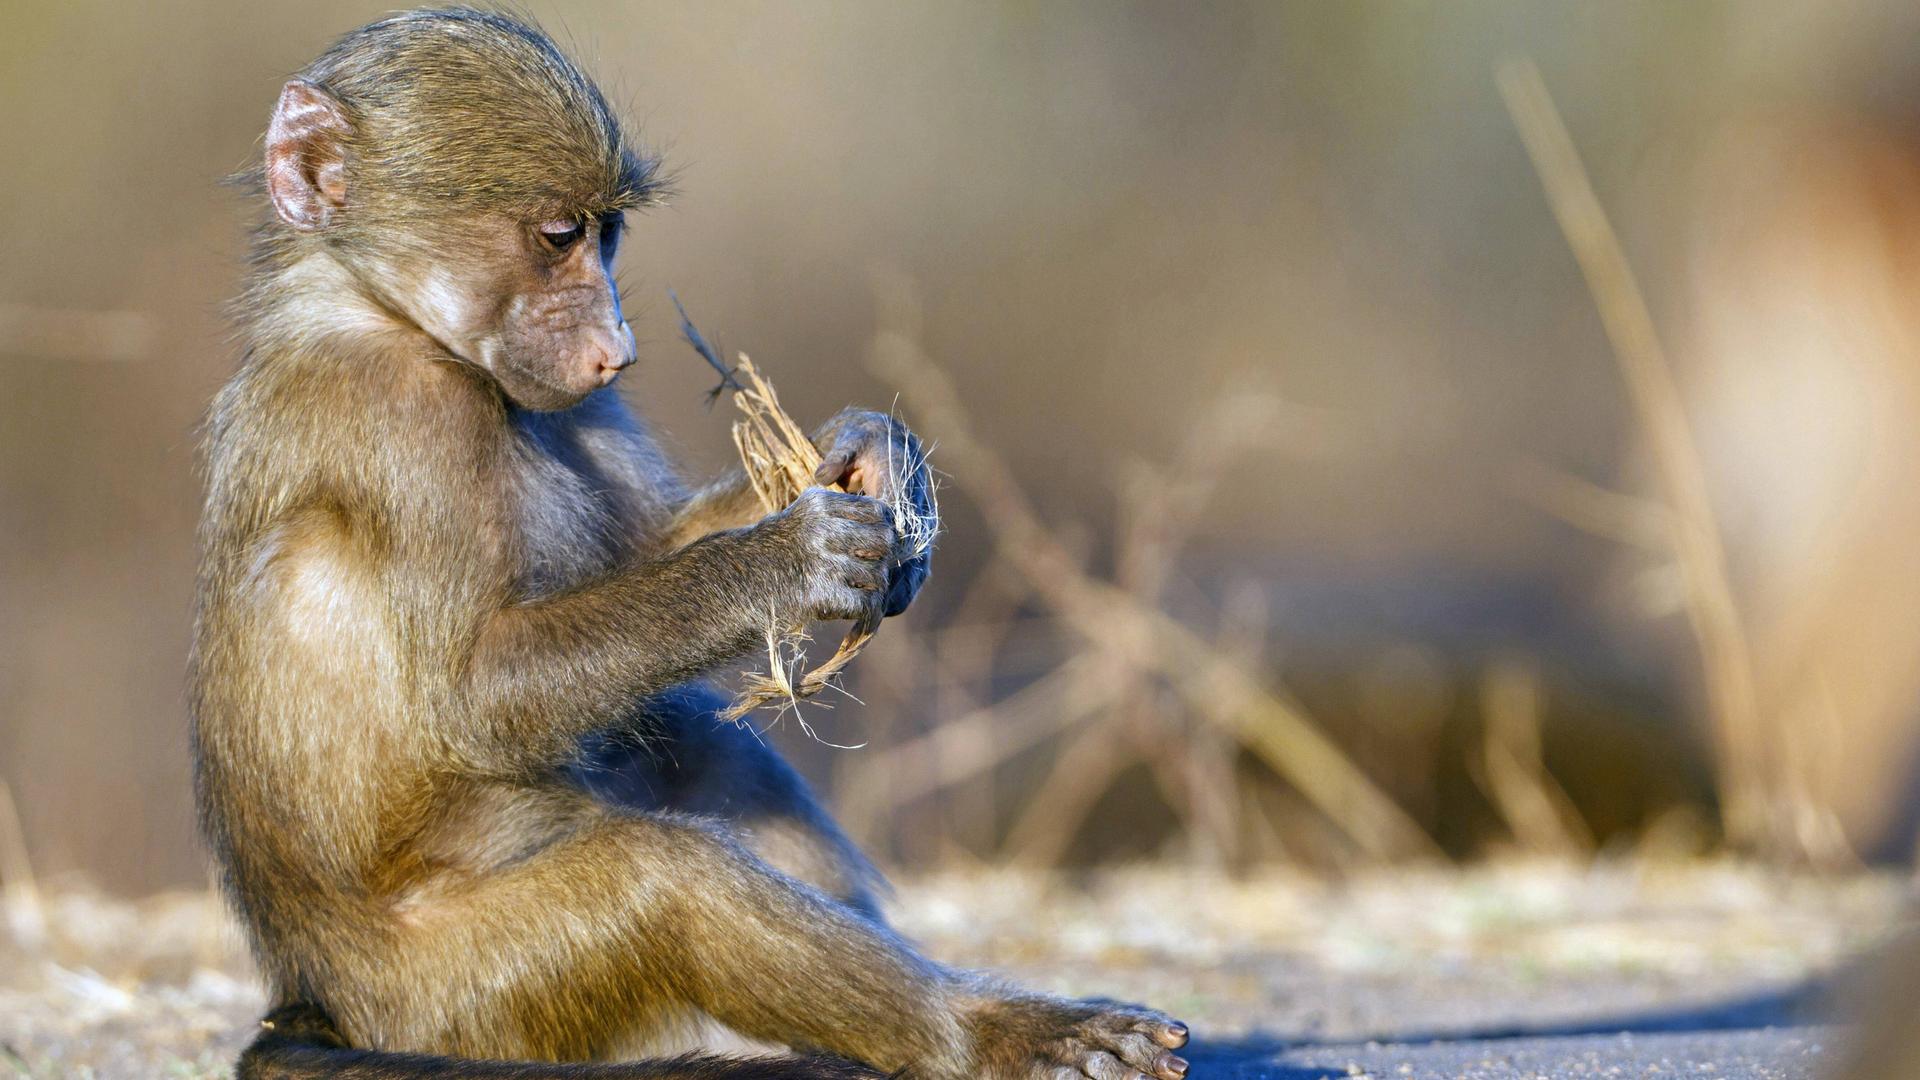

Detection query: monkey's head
(260, 7), (663, 410)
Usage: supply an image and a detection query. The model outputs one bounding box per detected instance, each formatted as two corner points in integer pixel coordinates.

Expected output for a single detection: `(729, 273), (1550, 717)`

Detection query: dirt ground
(0, 860), (1910, 1079)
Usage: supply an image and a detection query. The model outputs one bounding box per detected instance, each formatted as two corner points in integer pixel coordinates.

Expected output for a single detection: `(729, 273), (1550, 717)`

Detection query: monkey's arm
(460, 489), (894, 769)
(657, 468), (766, 551)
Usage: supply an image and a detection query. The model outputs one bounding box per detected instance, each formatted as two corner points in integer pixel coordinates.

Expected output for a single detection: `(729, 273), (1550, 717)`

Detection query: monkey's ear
(265, 79), (352, 231)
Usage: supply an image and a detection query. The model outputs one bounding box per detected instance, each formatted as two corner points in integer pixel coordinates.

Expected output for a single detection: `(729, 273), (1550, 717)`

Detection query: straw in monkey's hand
(714, 355), (938, 725)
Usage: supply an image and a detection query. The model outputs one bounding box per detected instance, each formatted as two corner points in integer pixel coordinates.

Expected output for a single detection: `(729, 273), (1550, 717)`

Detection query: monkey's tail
(237, 1003), (890, 1080)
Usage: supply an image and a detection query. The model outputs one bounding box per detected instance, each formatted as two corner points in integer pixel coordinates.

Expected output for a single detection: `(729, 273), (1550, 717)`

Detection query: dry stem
(1474, 659), (1594, 857)
(0, 779), (47, 950)
(1498, 59), (1781, 856)
(868, 319), (1439, 862)
(713, 355), (932, 725)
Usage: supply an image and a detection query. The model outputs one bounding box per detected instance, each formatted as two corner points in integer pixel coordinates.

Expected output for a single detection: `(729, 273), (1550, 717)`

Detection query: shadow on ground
(1183, 978), (1838, 1079)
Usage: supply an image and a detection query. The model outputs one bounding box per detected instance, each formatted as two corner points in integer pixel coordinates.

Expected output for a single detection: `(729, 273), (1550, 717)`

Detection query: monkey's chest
(504, 448), (633, 600)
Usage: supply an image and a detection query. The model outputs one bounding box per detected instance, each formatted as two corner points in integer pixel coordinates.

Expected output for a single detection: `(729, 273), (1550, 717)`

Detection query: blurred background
(7, 0), (1920, 898)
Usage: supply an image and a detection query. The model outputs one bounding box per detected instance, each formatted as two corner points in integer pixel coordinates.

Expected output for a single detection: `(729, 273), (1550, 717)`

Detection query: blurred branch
(0, 781), (47, 951)
(1474, 659), (1593, 858)
(1499, 59), (1778, 856)
(669, 290), (742, 407)
(1510, 459), (1670, 551)
(1117, 392), (1302, 601)
(1003, 723), (1137, 866)
(848, 654), (1116, 811)
(869, 316), (1440, 862)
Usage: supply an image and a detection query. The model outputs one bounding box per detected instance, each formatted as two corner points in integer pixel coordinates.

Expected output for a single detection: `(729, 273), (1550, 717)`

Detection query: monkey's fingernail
(1164, 1023), (1189, 1046)
(1164, 1055), (1188, 1078)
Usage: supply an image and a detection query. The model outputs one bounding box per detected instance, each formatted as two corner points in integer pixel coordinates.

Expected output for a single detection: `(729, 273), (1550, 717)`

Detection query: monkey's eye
(536, 219), (587, 253)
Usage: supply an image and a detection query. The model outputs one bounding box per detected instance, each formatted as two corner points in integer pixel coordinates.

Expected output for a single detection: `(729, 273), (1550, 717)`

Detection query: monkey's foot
(963, 992), (1190, 1080)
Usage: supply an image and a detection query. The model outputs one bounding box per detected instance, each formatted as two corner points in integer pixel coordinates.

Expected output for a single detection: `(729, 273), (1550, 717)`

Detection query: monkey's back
(189, 340), (516, 983)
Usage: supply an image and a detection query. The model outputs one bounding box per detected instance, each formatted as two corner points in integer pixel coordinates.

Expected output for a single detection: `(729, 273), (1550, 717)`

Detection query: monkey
(190, 9), (1191, 1080)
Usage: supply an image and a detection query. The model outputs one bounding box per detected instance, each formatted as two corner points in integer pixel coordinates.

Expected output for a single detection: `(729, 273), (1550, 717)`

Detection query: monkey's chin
(492, 363), (604, 412)
(512, 384), (598, 412)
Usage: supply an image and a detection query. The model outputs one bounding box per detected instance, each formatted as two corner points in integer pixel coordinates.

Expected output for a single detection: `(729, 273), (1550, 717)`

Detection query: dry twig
(868, 318), (1439, 862)
(673, 320), (940, 726)
(1498, 59), (1783, 856)
(1474, 659), (1594, 857)
(0, 780), (47, 950)
(713, 355), (882, 723)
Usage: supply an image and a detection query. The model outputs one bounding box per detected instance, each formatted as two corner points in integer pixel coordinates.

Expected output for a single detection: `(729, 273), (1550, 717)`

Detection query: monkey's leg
(332, 812), (970, 1075)
(347, 812), (1188, 1079)
(569, 683), (884, 914)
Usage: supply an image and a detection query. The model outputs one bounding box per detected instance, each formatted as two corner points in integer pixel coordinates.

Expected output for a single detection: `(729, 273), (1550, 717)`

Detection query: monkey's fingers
(814, 446), (857, 488)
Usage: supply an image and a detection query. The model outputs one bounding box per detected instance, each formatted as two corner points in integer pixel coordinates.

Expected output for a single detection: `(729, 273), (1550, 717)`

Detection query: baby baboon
(191, 8), (1189, 1080)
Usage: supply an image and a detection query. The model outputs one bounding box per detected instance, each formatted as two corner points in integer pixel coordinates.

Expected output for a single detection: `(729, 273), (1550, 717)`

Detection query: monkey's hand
(751, 486), (899, 627)
(811, 408), (935, 617)
(954, 988), (1191, 1080)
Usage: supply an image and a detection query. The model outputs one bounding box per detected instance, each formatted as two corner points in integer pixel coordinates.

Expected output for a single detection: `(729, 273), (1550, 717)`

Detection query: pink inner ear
(314, 160), (348, 206)
(266, 80), (351, 231)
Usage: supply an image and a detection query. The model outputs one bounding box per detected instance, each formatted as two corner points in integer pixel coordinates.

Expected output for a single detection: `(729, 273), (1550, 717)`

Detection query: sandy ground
(0, 861), (1911, 1079)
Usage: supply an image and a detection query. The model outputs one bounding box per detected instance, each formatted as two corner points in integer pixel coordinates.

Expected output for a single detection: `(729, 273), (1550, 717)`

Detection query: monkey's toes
(1085, 1009), (1189, 1080)
(1062, 1047), (1187, 1080)
(1132, 1046), (1188, 1080)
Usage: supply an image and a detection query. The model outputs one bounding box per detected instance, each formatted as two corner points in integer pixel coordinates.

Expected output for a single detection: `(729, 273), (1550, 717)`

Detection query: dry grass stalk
(867, 301), (1440, 862)
(1510, 458), (1670, 551)
(712, 354), (938, 726)
(1475, 659), (1594, 857)
(832, 565), (1044, 844)
(715, 355), (875, 724)
(728, 355), (822, 516)
(0, 779), (48, 951)
(1498, 59), (1785, 857)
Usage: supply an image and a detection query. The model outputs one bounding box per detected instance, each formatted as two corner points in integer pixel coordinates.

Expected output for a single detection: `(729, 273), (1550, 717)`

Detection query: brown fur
(192, 9), (1186, 1079)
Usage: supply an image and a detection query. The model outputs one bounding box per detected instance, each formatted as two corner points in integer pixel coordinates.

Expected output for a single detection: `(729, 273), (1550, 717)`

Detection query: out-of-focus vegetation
(7, 0), (1920, 895)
